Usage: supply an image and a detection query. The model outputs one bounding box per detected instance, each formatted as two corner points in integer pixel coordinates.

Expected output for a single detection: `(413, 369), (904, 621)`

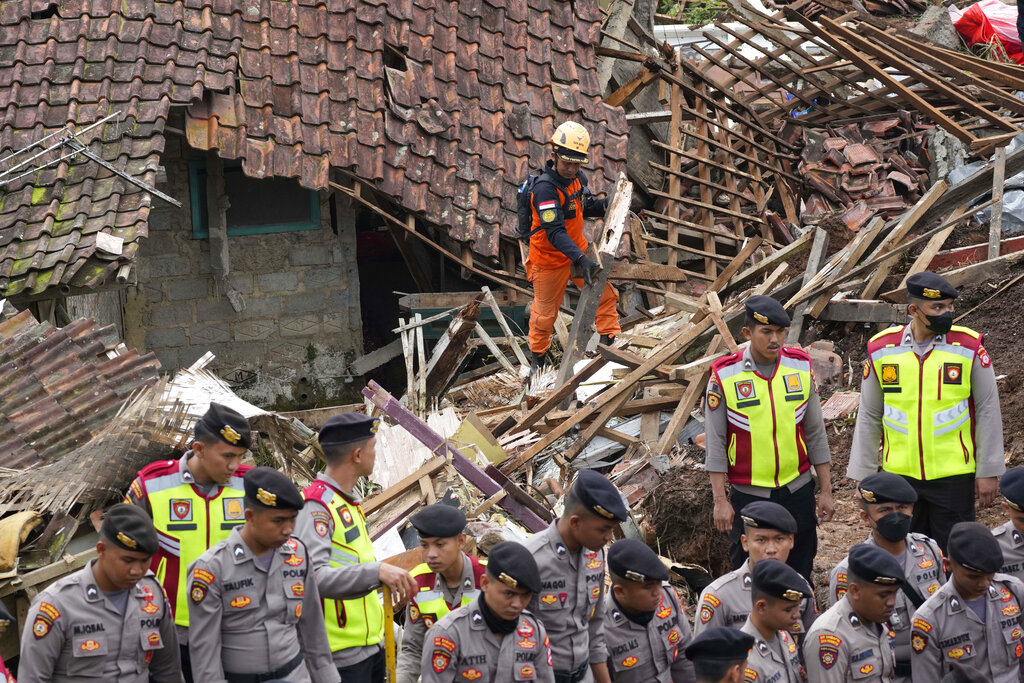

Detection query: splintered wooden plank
(511, 356), (607, 433)
(787, 227), (830, 344)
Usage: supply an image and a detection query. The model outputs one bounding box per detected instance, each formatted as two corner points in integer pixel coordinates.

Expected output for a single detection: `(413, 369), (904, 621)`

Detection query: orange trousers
(527, 261), (620, 355)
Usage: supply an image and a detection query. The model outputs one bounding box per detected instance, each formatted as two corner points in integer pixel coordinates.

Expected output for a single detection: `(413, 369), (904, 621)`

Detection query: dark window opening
(188, 159), (320, 238)
(30, 3), (59, 19)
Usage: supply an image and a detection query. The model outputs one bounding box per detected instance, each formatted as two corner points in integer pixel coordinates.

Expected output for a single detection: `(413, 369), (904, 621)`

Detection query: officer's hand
(817, 489), (835, 522)
(976, 476), (999, 507)
(577, 256), (601, 288)
(379, 563), (417, 603)
(713, 497), (734, 533)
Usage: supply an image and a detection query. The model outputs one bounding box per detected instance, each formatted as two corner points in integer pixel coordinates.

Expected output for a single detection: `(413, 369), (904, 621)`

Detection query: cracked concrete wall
(124, 136), (364, 409)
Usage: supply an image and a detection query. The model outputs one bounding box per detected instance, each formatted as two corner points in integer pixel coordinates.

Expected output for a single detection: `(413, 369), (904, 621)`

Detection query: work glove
(577, 255), (601, 288)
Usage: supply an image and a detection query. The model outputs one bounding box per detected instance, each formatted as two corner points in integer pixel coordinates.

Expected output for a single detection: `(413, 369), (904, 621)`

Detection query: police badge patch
(912, 634), (926, 653)
(818, 634), (842, 670)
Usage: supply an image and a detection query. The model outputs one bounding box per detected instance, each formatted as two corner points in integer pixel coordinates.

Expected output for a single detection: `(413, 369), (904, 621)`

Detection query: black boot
(530, 351), (546, 374)
(599, 334), (615, 346)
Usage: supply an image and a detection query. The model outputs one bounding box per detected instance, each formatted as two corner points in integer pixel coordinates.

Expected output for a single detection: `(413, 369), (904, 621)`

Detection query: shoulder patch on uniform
(38, 602), (60, 621)
(912, 633), (927, 653)
(435, 636), (457, 653)
(128, 478), (143, 501)
(744, 667), (758, 682)
(818, 634), (840, 670)
(979, 345), (992, 368)
(699, 593), (720, 624)
(409, 603), (420, 621)
(32, 615), (52, 639)
(912, 617), (932, 633)
(432, 650), (451, 673)
(193, 568), (215, 585)
(190, 581), (208, 604)
(862, 360), (870, 380)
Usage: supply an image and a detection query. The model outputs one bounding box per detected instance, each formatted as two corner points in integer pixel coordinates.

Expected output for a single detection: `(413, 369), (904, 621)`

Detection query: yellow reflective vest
(130, 459), (249, 627)
(408, 557), (485, 628)
(868, 325), (983, 480)
(303, 480), (383, 652)
(710, 348), (814, 488)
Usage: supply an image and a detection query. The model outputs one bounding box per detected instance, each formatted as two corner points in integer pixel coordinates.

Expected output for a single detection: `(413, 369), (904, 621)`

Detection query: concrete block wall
(124, 137), (364, 409)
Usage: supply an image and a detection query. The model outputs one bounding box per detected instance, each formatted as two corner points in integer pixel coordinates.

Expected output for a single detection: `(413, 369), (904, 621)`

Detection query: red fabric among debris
(952, 0), (1023, 63)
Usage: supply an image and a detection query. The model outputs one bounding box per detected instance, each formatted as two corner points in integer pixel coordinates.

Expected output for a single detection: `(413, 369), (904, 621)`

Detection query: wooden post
(989, 145), (1007, 259)
(787, 227), (829, 344)
(555, 174), (632, 389)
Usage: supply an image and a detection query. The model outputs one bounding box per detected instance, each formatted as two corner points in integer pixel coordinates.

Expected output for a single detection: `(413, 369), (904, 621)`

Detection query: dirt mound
(644, 460), (731, 577)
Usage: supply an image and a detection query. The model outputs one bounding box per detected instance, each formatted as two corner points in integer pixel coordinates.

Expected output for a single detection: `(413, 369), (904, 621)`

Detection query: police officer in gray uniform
(187, 467), (339, 683)
(524, 469), (627, 683)
(909, 521), (1024, 683)
(684, 628), (755, 683)
(993, 467), (1024, 583)
(827, 472), (945, 681)
(19, 504), (181, 683)
(805, 544), (901, 683)
(420, 541), (554, 683)
(741, 559), (808, 683)
(602, 539), (695, 682)
(694, 502), (815, 644)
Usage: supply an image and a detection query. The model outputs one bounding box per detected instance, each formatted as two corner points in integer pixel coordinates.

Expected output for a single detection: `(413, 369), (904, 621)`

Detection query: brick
(197, 299), (240, 321)
(323, 312), (347, 334)
(167, 278), (210, 301)
(235, 320), (276, 341)
(257, 271), (299, 292)
(242, 296), (282, 317)
(141, 283), (163, 304)
(303, 266), (345, 289)
(226, 274), (254, 295)
(146, 256), (192, 279)
(146, 327), (187, 348)
(329, 288), (352, 309)
(289, 247), (331, 267)
(280, 315), (320, 337)
(152, 348), (180, 370)
(190, 323), (231, 344)
(144, 303), (193, 326)
(283, 291), (326, 315)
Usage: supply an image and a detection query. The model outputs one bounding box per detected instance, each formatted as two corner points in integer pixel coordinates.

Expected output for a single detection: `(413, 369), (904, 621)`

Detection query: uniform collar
(740, 346), (780, 376)
(741, 616), (788, 663)
(543, 521), (574, 561)
(543, 160), (577, 189)
(80, 560), (146, 609)
(738, 559), (752, 591)
(432, 553), (476, 594)
(179, 452), (196, 484)
(864, 531), (922, 557)
(899, 324), (943, 348)
(317, 472), (361, 504)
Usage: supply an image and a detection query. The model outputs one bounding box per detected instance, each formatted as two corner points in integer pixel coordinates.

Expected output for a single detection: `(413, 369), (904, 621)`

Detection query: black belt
(225, 652), (304, 683)
(554, 663), (588, 683)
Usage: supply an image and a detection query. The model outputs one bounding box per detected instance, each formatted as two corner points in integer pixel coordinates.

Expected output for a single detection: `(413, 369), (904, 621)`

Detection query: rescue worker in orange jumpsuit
(527, 121), (620, 369)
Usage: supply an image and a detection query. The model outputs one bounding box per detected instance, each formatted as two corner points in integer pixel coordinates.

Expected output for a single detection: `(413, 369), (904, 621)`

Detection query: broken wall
(124, 136), (364, 409)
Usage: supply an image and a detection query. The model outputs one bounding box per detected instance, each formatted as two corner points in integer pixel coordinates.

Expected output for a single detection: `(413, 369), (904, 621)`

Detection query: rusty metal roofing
(0, 0), (628, 292)
(0, 309), (161, 469)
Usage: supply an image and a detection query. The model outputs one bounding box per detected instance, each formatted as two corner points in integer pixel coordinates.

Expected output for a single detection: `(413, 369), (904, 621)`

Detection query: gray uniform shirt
(993, 521), (1024, 583)
(740, 616), (805, 683)
(292, 471), (383, 669)
(602, 585), (695, 683)
(398, 554), (481, 683)
(705, 347), (831, 497)
(693, 560), (817, 641)
(909, 574), (1024, 683)
(803, 596), (897, 683)
(419, 597), (555, 683)
(523, 522), (607, 675)
(848, 325), (1004, 481)
(186, 528), (339, 683)
(18, 561), (181, 683)
(828, 532), (944, 683)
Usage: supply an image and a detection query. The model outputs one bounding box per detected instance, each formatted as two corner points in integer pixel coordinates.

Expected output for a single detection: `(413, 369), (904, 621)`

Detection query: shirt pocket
(514, 660), (538, 681)
(849, 653), (881, 680)
(138, 629), (164, 669)
(536, 592), (566, 612)
(283, 578), (306, 624)
(1002, 625), (1023, 664)
(69, 635), (108, 675)
(223, 589), (260, 621)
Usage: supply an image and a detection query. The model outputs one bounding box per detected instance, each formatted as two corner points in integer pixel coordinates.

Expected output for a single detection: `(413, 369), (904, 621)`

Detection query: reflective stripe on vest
(716, 352), (813, 488)
(147, 472), (247, 627)
(320, 488), (384, 651)
(869, 326), (979, 480)
(410, 563), (478, 622)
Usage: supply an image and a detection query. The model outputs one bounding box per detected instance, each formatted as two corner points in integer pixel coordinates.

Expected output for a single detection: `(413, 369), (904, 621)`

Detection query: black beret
(684, 626), (755, 662)
(745, 295), (790, 327)
(410, 504), (466, 538)
(751, 558), (809, 602)
(572, 469), (627, 522)
(319, 413), (380, 448)
(1001, 467), (1024, 511)
(243, 467), (305, 511)
(948, 522), (1002, 573)
(487, 541), (541, 594)
(195, 402), (251, 449)
(858, 472), (918, 505)
(907, 272), (957, 301)
(102, 503), (158, 555)
(740, 501), (797, 535)
(848, 543), (905, 586)
(608, 539), (668, 583)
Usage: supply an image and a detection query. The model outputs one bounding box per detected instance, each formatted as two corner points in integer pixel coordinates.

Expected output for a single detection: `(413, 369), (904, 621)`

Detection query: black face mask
(923, 311), (953, 335)
(478, 594), (518, 635)
(613, 594), (656, 626)
(875, 512), (912, 543)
